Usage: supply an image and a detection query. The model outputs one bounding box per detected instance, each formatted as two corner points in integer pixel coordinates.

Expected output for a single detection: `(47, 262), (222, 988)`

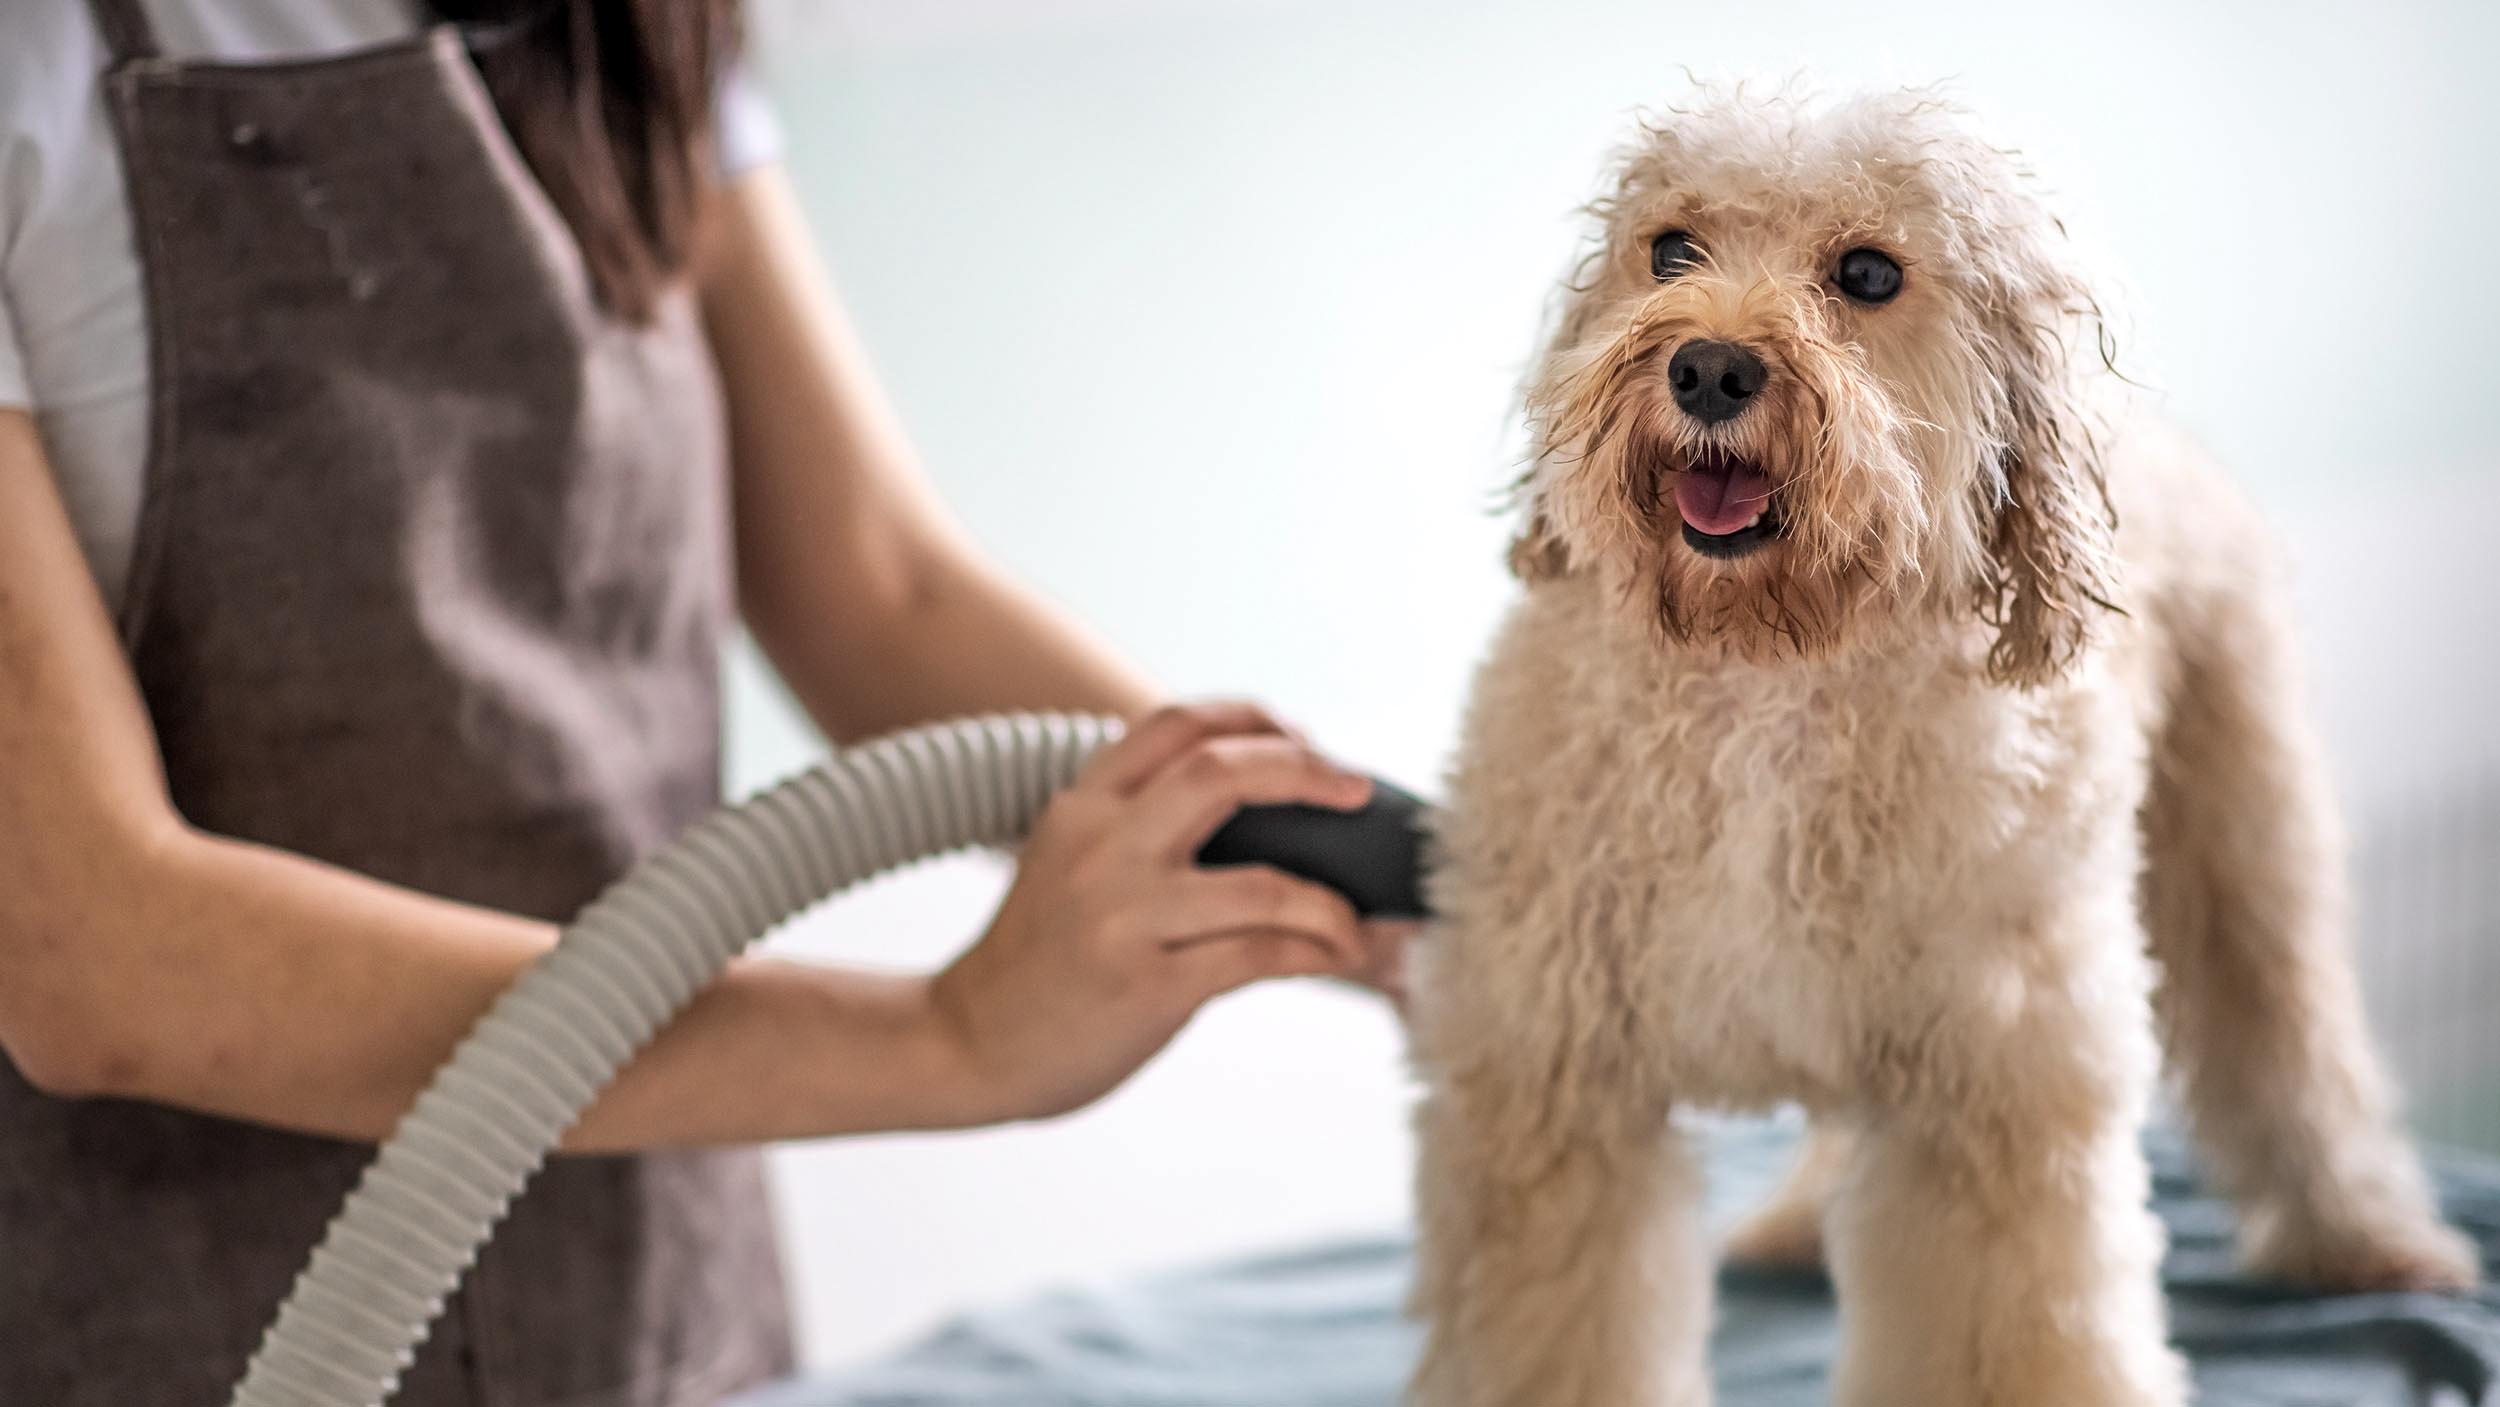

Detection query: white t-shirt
(0, 0), (784, 613)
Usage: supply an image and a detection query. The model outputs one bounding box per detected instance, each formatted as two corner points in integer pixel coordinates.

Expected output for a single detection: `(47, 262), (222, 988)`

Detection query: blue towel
(740, 1120), (2500, 1406)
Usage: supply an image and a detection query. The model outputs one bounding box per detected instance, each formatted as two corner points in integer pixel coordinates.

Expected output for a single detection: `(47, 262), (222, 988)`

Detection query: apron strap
(83, 0), (162, 63)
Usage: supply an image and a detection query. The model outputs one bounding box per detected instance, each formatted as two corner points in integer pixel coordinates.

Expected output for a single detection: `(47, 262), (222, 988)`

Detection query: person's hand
(921, 702), (1376, 1124)
(1344, 919), (1421, 1013)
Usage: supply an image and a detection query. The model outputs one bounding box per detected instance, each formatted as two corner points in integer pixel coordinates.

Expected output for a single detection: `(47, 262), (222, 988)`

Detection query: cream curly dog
(1408, 86), (2479, 1407)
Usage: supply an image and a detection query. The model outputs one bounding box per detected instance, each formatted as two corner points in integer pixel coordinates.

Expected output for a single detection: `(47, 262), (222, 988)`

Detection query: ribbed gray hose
(229, 712), (1121, 1407)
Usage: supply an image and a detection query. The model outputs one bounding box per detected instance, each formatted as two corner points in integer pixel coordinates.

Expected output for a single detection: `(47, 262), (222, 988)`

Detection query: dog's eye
(1650, 230), (1701, 281)
(1836, 247), (1903, 304)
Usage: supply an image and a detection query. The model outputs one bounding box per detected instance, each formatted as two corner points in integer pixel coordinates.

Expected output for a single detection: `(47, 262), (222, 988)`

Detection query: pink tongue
(1674, 460), (1774, 535)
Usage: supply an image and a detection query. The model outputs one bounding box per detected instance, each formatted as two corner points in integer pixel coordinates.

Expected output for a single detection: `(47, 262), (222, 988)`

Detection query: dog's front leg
(1409, 1075), (1710, 1407)
(1828, 1089), (2185, 1406)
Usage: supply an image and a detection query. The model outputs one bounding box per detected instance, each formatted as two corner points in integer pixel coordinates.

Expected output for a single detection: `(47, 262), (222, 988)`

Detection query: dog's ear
(1507, 262), (1617, 585)
(1507, 507), (1571, 582)
(1974, 258), (2121, 688)
(1501, 454), (1574, 582)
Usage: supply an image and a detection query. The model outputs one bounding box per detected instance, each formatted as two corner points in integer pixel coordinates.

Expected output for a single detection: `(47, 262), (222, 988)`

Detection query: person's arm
(0, 409), (1370, 1149)
(691, 168), (1417, 1007)
(696, 165), (1156, 738)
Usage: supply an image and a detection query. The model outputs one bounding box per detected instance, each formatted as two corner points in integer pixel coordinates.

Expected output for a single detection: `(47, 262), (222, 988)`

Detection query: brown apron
(0, 2), (796, 1401)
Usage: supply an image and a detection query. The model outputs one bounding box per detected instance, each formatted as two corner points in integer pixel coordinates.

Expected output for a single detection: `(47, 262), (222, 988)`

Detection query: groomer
(0, 1), (1399, 1401)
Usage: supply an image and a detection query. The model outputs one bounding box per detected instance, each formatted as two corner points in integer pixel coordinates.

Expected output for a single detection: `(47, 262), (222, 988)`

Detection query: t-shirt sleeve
(714, 62), (786, 177)
(0, 293), (31, 412)
(0, 130), (35, 411)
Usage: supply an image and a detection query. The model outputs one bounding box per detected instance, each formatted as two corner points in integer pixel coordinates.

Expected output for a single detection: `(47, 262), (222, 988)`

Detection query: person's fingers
(1127, 733), (1372, 860)
(1164, 929), (1341, 1001)
(1133, 865), (1364, 963)
(1079, 701), (1286, 797)
(1341, 919), (1420, 1004)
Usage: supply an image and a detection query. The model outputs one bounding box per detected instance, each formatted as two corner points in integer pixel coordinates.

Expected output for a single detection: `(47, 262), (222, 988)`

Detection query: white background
(726, 0), (2500, 1370)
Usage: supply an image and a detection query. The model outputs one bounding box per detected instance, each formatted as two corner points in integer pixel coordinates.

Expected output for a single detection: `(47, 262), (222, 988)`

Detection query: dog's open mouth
(1675, 449), (1781, 559)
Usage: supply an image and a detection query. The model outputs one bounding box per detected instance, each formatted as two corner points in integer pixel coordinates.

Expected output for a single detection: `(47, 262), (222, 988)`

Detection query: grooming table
(738, 1120), (2500, 1407)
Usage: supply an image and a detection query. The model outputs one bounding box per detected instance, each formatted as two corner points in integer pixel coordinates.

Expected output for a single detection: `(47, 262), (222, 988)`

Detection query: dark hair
(428, 0), (742, 321)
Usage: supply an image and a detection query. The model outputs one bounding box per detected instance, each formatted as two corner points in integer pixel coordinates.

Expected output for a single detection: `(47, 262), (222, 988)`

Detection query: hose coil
(229, 713), (1120, 1407)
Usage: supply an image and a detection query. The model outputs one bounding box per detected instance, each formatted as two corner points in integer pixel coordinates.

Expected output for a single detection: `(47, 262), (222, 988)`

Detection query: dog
(1407, 84), (2478, 1407)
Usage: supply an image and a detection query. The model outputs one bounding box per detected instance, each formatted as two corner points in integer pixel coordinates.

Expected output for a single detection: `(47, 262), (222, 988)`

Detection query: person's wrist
(908, 964), (1011, 1130)
(792, 967), (999, 1136)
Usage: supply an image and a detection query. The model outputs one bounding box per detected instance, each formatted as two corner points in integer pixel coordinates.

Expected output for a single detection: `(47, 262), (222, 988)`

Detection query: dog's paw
(2245, 1207), (2482, 1293)
(1721, 1198), (1827, 1271)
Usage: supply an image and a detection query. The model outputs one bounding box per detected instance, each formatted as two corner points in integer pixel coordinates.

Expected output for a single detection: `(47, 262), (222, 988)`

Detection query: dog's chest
(1600, 663), (2041, 942)
(1439, 589), (2125, 1105)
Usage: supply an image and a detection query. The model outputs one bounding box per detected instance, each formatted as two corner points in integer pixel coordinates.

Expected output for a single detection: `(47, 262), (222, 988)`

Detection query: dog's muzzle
(1664, 339), (1783, 560)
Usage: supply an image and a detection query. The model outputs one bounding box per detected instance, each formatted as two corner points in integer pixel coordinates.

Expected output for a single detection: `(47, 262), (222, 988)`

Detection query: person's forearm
(698, 167), (1156, 742)
(566, 957), (979, 1149)
(1, 404), (983, 1151)
(32, 820), (978, 1149)
(761, 549), (1157, 741)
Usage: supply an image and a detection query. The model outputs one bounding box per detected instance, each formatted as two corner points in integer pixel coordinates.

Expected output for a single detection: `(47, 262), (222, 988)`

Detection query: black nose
(1667, 340), (1767, 424)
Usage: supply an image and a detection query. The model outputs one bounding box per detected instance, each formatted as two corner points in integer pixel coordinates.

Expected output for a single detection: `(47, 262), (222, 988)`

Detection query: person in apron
(0, 1), (1401, 1402)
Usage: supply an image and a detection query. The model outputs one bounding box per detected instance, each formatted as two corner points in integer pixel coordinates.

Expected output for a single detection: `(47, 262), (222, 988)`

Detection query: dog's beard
(1616, 414), (1887, 661)
(1531, 297), (1933, 665)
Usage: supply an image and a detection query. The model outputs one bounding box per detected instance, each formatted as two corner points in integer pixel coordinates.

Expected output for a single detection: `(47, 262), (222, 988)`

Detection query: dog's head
(1513, 86), (2118, 686)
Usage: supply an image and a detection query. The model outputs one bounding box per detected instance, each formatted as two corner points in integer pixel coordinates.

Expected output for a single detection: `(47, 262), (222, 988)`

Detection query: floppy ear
(1506, 503), (1571, 582)
(1506, 261), (1617, 585)
(1974, 266), (2121, 688)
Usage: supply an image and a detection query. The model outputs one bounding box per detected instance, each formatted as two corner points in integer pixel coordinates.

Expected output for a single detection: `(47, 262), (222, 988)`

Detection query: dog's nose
(1667, 340), (1767, 424)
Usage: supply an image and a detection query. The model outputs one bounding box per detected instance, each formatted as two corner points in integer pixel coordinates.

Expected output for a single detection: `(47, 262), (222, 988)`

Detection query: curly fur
(1410, 84), (2476, 1407)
